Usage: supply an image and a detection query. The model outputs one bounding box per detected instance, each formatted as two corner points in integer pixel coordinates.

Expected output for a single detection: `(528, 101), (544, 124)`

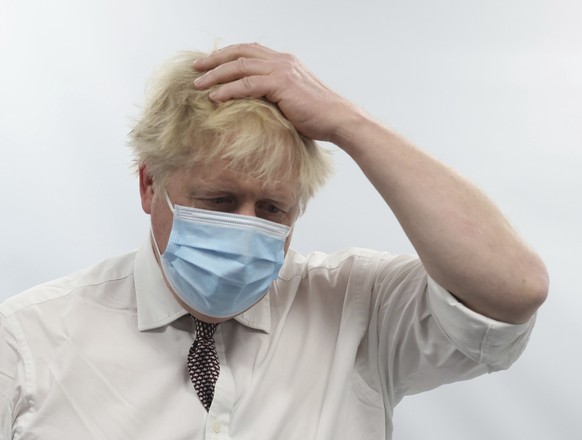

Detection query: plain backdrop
(1, 0), (581, 438)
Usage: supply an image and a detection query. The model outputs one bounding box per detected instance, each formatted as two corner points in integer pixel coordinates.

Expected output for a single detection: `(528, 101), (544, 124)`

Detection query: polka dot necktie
(187, 317), (220, 411)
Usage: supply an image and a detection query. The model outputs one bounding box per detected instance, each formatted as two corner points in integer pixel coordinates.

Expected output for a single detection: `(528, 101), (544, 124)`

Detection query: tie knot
(194, 318), (218, 340)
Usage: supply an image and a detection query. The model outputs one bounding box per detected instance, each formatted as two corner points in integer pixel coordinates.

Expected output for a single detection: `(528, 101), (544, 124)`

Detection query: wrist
(327, 106), (369, 149)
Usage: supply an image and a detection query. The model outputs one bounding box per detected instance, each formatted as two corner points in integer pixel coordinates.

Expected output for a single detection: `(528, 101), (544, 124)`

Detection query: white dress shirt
(0, 240), (535, 439)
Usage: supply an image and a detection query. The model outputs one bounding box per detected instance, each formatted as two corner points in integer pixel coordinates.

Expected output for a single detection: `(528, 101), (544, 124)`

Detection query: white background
(1, 0), (581, 438)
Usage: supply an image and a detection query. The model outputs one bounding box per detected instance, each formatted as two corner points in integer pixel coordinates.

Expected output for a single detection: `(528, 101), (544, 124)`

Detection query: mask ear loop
(150, 229), (163, 259)
(151, 188), (175, 258)
(164, 189), (176, 213)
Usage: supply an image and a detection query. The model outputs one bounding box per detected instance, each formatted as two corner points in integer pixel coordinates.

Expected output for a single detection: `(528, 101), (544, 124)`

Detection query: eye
(257, 201), (282, 214)
(265, 204), (282, 214)
(257, 201), (290, 223)
(198, 196), (236, 211)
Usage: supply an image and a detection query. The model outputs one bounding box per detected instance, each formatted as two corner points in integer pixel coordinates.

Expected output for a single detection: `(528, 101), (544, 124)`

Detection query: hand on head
(192, 43), (359, 143)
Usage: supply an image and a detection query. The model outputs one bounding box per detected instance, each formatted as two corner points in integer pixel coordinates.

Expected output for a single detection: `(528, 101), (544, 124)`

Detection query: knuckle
(278, 62), (301, 85)
(280, 71), (297, 88)
(241, 76), (254, 93)
(280, 52), (298, 65)
(236, 56), (248, 73)
(277, 54), (300, 78)
(280, 51), (293, 59)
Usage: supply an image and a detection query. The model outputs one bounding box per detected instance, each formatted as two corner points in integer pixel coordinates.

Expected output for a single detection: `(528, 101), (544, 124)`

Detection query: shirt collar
(133, 237), (272, 334)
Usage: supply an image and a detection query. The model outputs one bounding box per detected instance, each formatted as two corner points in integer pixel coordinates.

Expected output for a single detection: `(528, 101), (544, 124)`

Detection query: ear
(139, 164), (155, 214)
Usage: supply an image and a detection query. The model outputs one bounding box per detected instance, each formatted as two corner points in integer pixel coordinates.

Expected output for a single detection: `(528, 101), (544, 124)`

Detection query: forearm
(332, 111), (549, 324)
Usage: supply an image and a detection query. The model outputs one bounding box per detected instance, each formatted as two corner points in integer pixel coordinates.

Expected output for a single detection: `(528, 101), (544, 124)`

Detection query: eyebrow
(187, 182), (298, 206)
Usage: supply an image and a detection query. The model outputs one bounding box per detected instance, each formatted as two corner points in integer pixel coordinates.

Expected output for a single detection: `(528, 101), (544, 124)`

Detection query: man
(0, 44), (548, 439)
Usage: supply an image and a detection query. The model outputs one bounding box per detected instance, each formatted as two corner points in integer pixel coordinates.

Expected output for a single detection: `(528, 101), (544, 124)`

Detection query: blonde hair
(129, 51), (333, 210)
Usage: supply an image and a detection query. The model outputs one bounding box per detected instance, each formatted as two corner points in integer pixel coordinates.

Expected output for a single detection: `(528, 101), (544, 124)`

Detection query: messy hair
(129, 51), (333, 210)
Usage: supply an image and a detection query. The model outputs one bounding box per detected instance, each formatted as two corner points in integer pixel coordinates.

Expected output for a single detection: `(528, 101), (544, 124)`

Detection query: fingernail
(193, 75), (205, 88)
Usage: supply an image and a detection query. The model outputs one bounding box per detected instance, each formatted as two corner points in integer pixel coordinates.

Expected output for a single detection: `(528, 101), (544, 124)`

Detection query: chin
(189, 310), (231, 324)
(172, 291), (233, 323)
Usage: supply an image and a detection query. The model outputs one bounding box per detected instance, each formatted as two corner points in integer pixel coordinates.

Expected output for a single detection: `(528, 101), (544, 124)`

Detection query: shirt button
(212, 421), (222, 433)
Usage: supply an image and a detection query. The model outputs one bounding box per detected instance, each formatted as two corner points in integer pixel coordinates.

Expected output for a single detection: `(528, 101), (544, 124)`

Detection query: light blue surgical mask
(152, 191), (291, 319)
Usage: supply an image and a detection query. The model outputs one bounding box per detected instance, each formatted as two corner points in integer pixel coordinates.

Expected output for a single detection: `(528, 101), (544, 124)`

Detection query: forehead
(168, 158), (300, 202)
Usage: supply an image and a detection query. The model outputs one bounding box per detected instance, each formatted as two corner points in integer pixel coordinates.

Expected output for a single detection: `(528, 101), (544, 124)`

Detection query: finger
(194, 43), (278, 71)
(207, 75), (280, 103)
(194, 56), (273, 89)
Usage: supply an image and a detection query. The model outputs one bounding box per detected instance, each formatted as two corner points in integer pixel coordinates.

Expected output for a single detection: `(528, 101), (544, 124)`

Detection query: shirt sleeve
(0, 312), (27, 439)
(369, 255), (535, 401)
(426, 275), (535, 370)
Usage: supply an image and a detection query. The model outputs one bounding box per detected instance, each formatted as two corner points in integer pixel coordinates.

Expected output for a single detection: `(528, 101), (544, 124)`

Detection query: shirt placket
(205, 325), (234, 439)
